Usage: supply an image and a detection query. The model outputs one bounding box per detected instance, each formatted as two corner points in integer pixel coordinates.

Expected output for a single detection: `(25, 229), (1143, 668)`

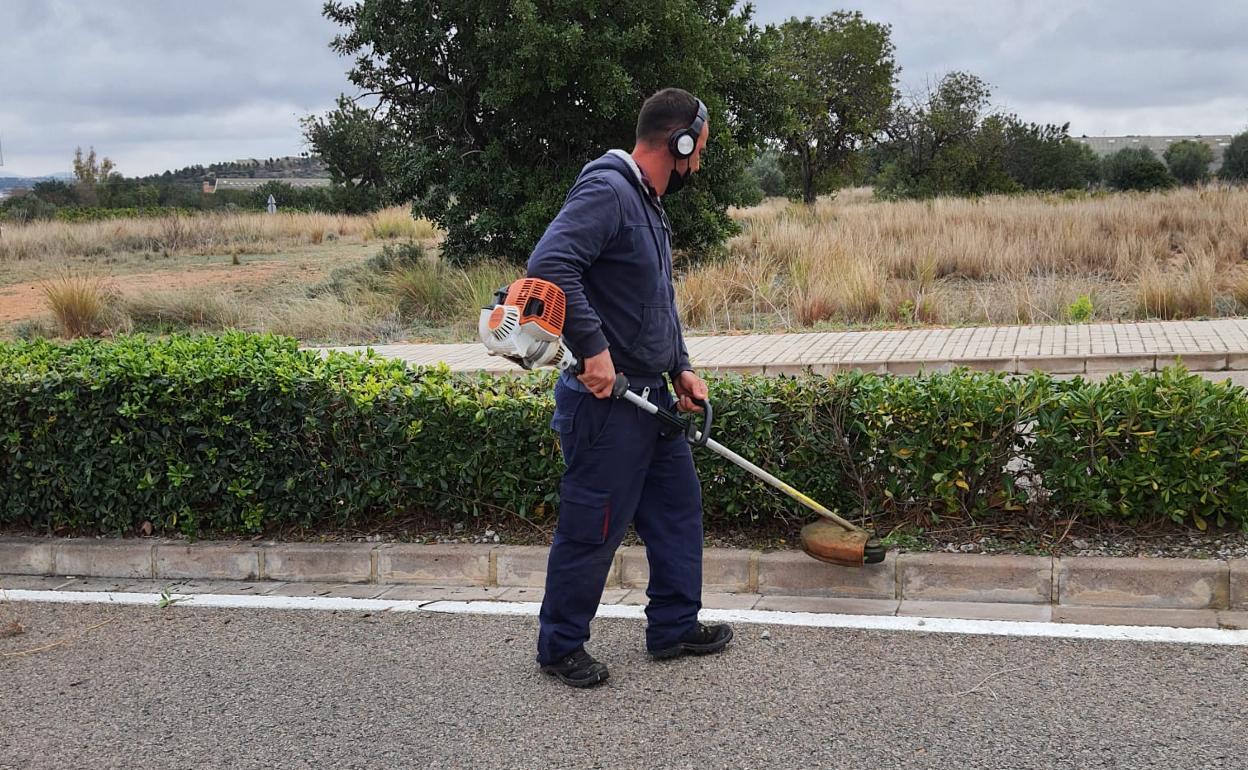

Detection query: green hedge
(2, 333), (1247, 536)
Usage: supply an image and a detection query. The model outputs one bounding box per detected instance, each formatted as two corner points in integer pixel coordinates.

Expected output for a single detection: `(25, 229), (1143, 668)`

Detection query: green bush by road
(2, 333), (1246, 536)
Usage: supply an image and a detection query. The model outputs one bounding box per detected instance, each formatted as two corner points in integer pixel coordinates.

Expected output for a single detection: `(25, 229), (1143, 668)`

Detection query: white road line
(4, 589), (1246, 647)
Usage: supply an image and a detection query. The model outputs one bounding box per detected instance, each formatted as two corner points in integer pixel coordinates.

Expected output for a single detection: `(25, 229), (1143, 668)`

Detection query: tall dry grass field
(0, 206), (438, 265)
(682, 186), (1248, 330)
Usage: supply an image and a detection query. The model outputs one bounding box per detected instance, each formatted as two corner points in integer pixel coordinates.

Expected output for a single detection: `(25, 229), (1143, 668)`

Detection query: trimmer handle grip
(569, 360), (629, 399)
(687, 397), (712, 448)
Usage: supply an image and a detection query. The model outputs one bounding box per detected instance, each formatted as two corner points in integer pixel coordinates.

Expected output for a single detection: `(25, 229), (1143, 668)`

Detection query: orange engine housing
(493, 278), (566, 337)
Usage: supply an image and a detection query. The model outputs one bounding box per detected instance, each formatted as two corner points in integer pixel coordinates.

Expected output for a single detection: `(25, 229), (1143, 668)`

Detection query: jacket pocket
(556, 481), (612, 545)
(625, 303), (673, 369)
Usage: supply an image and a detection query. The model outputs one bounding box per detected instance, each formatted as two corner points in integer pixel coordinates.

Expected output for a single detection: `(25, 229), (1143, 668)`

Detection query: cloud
(2, 0), (351, 176)
(2, 0), (1245, 176)
(755, 0), (1248, 136)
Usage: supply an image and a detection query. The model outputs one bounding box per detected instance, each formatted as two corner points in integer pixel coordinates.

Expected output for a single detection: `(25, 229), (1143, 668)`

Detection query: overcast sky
(2, 0), (1245, 177)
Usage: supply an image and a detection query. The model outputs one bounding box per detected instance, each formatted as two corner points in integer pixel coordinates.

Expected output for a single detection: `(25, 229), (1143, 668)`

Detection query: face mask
(664, 165), (692, 196)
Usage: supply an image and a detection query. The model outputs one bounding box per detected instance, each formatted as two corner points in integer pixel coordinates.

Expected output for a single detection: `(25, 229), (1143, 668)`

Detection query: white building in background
(203, 177), (332, 193)
(1074, 135), (1235, 170)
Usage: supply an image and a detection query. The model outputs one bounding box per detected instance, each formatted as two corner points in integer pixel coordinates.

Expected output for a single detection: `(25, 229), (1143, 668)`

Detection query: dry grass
(40, 271), (126, 337)
(391, 256), (520, 325)
(369, 208), (440, 241)
(686, 185), (1248, 332)
(12, 186), (1248, 345)
(1136, 252), (1217, 320)
(121, 290), (251, 330)
(0, 206), (441, 264)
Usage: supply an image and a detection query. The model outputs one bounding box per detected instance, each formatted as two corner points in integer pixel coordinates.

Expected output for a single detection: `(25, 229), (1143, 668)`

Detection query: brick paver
(315, 319), (1248, 377)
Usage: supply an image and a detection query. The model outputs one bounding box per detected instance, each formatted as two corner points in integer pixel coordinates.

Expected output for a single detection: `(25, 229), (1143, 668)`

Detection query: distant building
(1074, 135), (1235, 170)
(204, 177), (332, 193)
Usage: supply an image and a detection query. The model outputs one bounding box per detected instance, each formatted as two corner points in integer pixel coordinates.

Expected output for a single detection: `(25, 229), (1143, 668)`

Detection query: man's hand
(673, 370), (708, 413)
(578, 348), (617, 399)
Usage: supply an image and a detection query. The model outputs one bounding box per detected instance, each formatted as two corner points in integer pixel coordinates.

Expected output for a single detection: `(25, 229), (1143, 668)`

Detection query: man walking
(526, 88), (733, 688)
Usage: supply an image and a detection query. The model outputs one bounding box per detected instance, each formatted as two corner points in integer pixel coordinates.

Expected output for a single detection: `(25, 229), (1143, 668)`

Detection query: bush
(747, 151), (787, 197)
(3, 333), (1247, 537)
(1033, 368), (1248, 528)
(0, 194), (58, 223)
(53, 207), (197, 222)
(0, 333), (560, 535)
(1102, 147), (1177, 191)
(1164, 140), (1214, 185)
(1221, 131), (1248, 182)
(40, 272), (125, 338)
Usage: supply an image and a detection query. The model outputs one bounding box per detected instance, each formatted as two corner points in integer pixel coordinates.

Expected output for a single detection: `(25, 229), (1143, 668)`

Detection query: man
(526, 88), (733, 688)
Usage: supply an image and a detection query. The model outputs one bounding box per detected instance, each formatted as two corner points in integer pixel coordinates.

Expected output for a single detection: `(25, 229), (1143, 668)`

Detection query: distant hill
(0, 174), (72, 192)
(144, 155), (330, 183)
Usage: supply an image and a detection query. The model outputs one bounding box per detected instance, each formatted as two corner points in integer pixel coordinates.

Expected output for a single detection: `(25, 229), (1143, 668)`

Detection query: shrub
(1067, 295), (1094, 323)
(1221, 131), (1248, 182)
(747, 151), (787, 197)
(1102, 147), (1176, 192)
(1163, 140), (1214, 185)
(40, 272), (124, 338)
(0, 194), (58, 223)
(3, 334), (1247, 537)
(1032, 368), (1248, 528)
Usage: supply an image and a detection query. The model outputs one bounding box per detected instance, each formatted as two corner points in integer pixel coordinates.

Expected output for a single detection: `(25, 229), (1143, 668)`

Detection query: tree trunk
(801, 149), (816, 206)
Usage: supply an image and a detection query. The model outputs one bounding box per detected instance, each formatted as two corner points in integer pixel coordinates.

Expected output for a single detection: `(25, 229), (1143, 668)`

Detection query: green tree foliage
(0, 193), (57, 223)
(767, 12), (897, 204)
(1220, 131), (1248, 182)
(321, 0), (772, 264)
(747, 150), (786, 196)
(30, 180), (78, 207)
(1002, 121), (1100, 190)
(875, 72), (1100, 199)
(1102, 147), (1177, 192)
(301, 95), (389, 194)
(1163, 139), (1214, 185)
(874, 72), (1010, 198)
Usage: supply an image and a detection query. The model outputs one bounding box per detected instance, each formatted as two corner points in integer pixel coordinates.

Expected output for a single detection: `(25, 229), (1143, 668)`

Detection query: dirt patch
(0, 259), (328, 325)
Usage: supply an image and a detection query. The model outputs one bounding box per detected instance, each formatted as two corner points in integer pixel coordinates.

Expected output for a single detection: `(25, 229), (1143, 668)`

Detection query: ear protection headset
(667, 98), (708, 159)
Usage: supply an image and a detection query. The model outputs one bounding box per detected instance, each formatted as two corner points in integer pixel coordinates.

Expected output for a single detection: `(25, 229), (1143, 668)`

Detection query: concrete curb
(3, 537), (1244, 611)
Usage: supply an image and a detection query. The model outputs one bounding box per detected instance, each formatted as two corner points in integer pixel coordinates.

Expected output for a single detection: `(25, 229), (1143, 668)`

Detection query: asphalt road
(1, 601), (1244, 769)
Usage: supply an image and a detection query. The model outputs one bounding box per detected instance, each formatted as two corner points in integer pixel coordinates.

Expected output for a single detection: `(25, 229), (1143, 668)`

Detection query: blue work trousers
(536, 375), (703, 664)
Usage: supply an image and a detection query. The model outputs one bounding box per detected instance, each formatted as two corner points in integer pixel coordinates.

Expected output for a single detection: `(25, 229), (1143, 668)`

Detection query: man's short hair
(636, 88), (701, 145)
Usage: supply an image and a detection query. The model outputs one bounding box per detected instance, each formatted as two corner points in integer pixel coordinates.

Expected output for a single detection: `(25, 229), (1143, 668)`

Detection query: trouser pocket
(556, 481), (612, 545)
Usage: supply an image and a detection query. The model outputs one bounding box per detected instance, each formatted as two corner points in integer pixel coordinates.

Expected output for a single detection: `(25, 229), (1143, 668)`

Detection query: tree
(1220, 131), (1248, 182)
(322, 0), (773, 264)
(71, 146), (117, 207)
(30, 180), (78, 207)
(747, 150), (786, 196)
(875, 73), (1104, 199)
(302, 95), (389, 194)
(1101, 147), (1176, 191)
(767, 12), (897, 204)
(875, 71), (1012, 199)
(1163, 140), (1214, 185)
(1002, 120), (1100, 191)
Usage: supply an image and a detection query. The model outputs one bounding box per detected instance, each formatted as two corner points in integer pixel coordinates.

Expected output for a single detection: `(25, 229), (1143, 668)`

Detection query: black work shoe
(649, 623), (734, 660)
(540, 648), (610, 688)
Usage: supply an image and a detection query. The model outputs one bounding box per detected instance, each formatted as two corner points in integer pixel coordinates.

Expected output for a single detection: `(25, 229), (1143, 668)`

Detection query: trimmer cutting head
(800, 520), (887, 567)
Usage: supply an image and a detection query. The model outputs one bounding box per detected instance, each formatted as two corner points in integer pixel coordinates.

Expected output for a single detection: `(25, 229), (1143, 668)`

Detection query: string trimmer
(479, 278), (886, 568)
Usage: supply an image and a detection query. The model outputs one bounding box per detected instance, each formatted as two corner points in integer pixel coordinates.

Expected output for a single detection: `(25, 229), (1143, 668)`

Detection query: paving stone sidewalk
(316, 318), (1248, 377)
